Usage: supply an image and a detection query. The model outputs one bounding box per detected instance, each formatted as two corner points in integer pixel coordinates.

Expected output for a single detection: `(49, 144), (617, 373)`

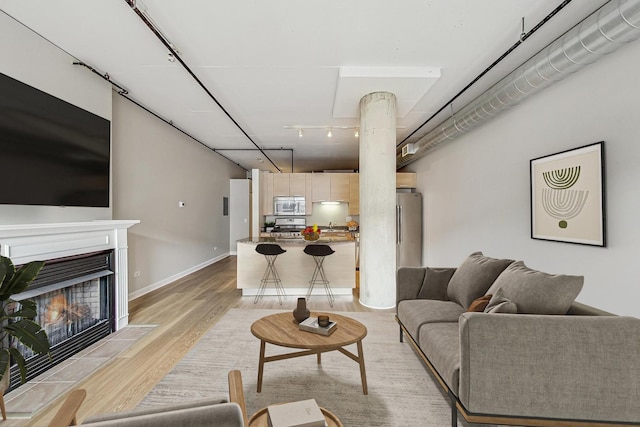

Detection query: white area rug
(141, 308), (473, 426)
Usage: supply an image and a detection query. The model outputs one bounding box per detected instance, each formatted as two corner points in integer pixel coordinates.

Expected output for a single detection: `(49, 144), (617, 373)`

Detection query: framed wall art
(530, 141), (605, 246)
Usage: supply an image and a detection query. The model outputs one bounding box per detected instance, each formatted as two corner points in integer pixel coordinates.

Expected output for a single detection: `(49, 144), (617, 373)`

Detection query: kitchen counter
(236, 238), (356, 297)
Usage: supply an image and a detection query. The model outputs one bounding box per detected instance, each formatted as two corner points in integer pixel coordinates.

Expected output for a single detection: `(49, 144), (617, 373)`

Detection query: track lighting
(284, 125), (381, 138)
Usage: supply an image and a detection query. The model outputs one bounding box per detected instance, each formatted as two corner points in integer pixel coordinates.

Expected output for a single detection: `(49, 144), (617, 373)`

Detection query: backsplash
(266, 202), (358, 227)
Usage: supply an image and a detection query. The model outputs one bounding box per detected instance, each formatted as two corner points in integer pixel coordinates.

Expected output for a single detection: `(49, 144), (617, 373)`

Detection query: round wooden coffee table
(249, 404), (343, 427)
(250, 311), (368, 394)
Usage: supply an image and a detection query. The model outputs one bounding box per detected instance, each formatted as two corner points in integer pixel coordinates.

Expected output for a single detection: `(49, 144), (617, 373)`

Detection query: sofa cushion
(418, 323), (461, 394)
(467, 294), (492, 312)
(485, 261), (583, 315)
(484, 288), (518, 313)
(417, 267), (456, 300)
(397, 300), (465, 339)
(446, 252), (514, 309)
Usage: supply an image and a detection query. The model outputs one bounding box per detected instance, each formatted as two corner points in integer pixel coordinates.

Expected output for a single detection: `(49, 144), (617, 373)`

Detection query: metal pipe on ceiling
(397, 0), (574, 148)
(124, 0), (283, 173)
(72, 61), (247, 170)
(215, 148), (295, 172)
(397, 0), (640, 168)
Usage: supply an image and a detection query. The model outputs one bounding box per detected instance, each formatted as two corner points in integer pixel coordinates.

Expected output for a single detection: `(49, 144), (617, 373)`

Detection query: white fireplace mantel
(0, 220), (140, 330)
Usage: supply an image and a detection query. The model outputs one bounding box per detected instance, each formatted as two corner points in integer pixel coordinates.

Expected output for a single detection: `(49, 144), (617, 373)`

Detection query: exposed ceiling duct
(397, 0), (640, 168)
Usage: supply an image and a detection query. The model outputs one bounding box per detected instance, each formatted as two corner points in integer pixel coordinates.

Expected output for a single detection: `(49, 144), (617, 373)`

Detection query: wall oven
(274, 196), (306, 216)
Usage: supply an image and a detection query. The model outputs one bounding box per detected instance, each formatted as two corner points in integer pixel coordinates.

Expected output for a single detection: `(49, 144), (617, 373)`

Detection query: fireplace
(0, 220), (138, 392)
(7, 251), (115, 391)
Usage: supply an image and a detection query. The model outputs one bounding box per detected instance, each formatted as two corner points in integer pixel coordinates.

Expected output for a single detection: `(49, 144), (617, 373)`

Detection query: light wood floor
(23, 256), (386, 426)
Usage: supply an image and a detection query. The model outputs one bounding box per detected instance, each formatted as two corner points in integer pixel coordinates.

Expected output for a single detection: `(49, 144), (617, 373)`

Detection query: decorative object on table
(530, 141), (605, 247)
(298, 316), (337, 336)
(0, 256), (51, 419)
(292, 297), (310, 323)
(317, 315), (330, 327)
(301, 224), (321, 241)
(267, 399), (325, 427)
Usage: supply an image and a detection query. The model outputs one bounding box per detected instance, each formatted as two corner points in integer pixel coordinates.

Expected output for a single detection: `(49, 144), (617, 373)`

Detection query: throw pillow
(485, 261), (583, 315)
(467, 294), (492, 312)
(417, 267), (457, 301)
(484, 288), (518, 314)
(446, 252), (514, 309)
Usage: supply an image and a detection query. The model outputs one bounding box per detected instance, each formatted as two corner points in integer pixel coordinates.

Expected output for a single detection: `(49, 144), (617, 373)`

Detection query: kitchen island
(237, 237), (356, 297)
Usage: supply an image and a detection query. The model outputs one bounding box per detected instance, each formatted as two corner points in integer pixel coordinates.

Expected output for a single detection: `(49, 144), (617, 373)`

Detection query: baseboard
(128, 253), (229, 301)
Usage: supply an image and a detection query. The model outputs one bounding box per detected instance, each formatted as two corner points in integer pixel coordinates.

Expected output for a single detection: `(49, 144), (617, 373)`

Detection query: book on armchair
(267, 399), (326, 427)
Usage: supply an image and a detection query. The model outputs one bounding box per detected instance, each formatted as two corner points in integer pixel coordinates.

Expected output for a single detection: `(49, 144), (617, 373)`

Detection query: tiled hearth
(4, 324), (154, 418)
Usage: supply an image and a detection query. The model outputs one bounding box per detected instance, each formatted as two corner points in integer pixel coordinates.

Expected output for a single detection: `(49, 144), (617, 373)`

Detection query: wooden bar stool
(303, 244), (335, 306)
(254, 244), (287, 304)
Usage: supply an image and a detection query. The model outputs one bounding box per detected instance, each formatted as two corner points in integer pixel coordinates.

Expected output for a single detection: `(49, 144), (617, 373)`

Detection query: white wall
(407, 37), (640, 317)
(111, 95), (246, 297)
(0, 12), (112, 224)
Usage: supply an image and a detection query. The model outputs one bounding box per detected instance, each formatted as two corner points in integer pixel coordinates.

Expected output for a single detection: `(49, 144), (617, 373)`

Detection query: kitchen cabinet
(261, 171), (274, 215)
(330, 173), (350, 202)
(311, 173), (331, 202)
(289, 173), (306, 196)
(305, 174), (313, 215)
(272, 173), (290, 197)
(273, 173), (306, 196)
(349, 173), (359, 215)
(396, 172), (417, 189)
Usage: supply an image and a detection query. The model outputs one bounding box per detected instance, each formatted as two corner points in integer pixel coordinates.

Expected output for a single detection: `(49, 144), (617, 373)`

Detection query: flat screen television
(0, 72), (110, 208)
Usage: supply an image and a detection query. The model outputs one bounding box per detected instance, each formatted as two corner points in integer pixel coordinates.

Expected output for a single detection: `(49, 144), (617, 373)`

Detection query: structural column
(359, 92), (397, 309)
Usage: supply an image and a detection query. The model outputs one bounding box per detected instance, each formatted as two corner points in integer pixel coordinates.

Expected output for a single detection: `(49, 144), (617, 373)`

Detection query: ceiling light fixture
(284, 125), (404, 137)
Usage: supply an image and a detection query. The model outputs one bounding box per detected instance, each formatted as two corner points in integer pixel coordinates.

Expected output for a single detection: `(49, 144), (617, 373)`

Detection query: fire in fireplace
(7, 251), (114, 391)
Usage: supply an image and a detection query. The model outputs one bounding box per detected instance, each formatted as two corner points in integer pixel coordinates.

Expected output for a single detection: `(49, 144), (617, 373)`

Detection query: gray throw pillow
(484, 288), (518, 314)
(417, 267), (456, 301)
(485, 261), (583, 315)
(446, 252), (514, 309)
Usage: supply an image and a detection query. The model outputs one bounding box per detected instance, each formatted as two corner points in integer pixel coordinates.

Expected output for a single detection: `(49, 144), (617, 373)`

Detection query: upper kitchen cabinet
(349, 173), (359, 215)
(331, 173), (350, 202)
(272, 173), (306, 196)
(289, 173), (306, 196)
(396, 172), (417, 189)
(272, 173), (289, 197)
(311, 173), (350, 202)
(311, 173), (331, 202)
(305, 174), (313, 215)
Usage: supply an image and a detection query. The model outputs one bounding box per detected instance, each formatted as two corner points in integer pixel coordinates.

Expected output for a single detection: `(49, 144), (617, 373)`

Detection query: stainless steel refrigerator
(396, 192), (423, 267)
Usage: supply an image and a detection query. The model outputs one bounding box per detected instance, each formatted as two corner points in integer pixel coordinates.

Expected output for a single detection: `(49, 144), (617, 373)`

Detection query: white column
(359, 92), (397, 309)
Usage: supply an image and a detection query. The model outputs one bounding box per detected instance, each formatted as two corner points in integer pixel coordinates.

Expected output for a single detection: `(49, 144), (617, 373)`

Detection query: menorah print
(541, 166), (588, 229)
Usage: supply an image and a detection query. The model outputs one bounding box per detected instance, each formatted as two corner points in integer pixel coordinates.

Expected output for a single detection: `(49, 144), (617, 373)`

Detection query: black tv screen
(0, 72), (110, 207)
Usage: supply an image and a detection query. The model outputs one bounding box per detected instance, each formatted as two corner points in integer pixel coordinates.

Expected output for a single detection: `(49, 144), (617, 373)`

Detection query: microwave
(274, 196), (306, 216)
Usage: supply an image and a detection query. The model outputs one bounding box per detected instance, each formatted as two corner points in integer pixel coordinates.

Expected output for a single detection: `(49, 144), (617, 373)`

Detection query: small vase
(293, 297), (310, 323)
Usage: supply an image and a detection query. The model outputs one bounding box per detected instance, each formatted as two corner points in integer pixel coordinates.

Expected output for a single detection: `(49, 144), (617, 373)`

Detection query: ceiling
(0, 0), (610, 173)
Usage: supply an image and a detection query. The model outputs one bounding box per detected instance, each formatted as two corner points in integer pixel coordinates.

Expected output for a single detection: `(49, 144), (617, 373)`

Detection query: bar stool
(303, 244), (335, 306)
(254, 244), (287, 304)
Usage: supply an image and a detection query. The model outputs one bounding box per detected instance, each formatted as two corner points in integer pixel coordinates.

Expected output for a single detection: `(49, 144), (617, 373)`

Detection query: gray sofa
(396, 252), (640, 427)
